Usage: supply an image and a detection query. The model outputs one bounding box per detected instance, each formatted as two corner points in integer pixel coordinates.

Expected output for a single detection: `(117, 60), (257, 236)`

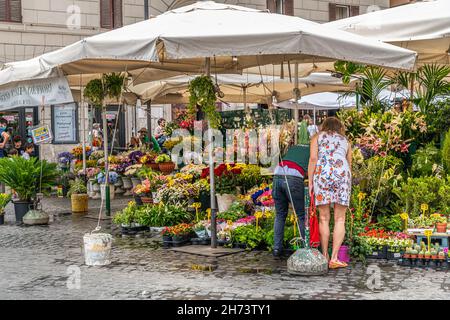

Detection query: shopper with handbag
(308, 117), (352, 269)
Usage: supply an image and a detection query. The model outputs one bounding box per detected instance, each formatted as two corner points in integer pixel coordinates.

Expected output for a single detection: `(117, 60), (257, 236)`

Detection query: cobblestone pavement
(0, 197), (449, 300)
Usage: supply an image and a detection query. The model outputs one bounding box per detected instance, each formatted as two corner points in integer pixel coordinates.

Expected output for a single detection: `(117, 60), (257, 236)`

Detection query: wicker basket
(158, 162), (175, 174)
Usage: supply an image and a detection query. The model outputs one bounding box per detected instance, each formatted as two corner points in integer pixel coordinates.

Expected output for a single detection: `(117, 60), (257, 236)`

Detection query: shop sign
(31, 125), (53, 144)
(52, 103), (78, 143)
(0, 76), (73, 110)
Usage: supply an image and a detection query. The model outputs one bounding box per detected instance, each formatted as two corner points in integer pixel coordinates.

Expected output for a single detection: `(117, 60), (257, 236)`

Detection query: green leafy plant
(84, 73), (125, 107)
(0, 157), (58, 202)
(136, 167), (157, 180)
(231, 224), (266, 250)
(217, 201), (247, 221)
(411, 143), (442, 177)
(442, 129), (450, 174)
(67, 179), (88, 197)
(155, 154), (171, 164)
(188, 76), (221, 129)
(0, 193), (12, 214)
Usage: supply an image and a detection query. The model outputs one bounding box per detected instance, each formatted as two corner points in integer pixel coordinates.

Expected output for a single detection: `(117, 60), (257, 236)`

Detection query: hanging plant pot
(71, 194), (89, 213)
(158, 162), (175, 175)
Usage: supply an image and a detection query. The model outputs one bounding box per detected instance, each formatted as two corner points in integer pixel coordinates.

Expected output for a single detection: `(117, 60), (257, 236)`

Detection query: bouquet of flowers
(133, 179), (153, 196)
(57, 152), (74, 167)
(180, 163), (208, 178)
(71, 145), (92, 159)
(89, 150), (105, 161)
(86, 167), (101, 179)
(259, 190), (274, 207)
(128, 150), (144, 164)
(97, 171), (119, 185)
(115, 160), (132, 175)
(124, 164), (143, 177)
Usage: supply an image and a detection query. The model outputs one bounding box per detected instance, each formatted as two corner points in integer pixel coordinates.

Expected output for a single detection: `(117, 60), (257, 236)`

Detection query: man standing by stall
(272, 140), (310, 257)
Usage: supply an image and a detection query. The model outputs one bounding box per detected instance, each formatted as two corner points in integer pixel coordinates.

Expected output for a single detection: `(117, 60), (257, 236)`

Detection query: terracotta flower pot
(71, 194), (89, 213)
(436, 222), (447, 233)
(432, 255), (438, 260)
(418, 254), (424, 259)
(424, 255), (431, 260)
(410, 254), (417, 259)
(158, 162), (175, 175)
(403, 253), (410, 259)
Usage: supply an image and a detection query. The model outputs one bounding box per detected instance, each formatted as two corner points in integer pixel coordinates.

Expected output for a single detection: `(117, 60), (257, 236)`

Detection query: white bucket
(83, 233), (113, 266)
(100, 184), (115, 200)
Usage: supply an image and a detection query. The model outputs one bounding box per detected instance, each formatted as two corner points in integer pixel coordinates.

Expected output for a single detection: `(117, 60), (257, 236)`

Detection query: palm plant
(0, 157), (59, 202)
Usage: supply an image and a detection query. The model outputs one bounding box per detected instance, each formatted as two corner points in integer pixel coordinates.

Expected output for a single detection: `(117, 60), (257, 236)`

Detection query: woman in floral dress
(308, 117), (352, 269)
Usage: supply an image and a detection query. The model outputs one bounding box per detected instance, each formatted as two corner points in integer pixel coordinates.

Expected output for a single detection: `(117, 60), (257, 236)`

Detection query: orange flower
(316, 194), (323, 202)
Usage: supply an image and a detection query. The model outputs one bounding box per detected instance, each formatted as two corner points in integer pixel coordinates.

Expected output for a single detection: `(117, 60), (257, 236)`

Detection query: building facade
(0, 0), (390, 161)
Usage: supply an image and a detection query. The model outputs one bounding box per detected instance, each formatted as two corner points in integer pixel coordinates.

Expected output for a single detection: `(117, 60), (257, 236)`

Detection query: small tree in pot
(68, 179), (89, 214)
(0, 157), (58, 223)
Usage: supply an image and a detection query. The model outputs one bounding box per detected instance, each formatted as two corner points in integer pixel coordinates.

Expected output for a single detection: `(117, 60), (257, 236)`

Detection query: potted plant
(97, 171), (118, 201)
(0, 193), (12, 225)
(210, 164), (241, 212)
(133, 179), (154, 204)
(161, 227), (174, 244)
(68, 179), (89, 214)
(156, 154), (175, 174)
(430, 213), (447, 233)
(171, 223), (193, 243)
(57, 151), (74, 171)
(410, 249), (418, 259)
(0, 157), (58, 223)
(424, 250), (431, 260)
(140, 152), (159, 171)
(403, 247), (411, 259)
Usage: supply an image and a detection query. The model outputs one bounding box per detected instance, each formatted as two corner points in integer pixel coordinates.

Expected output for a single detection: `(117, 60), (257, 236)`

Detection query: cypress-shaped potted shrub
(68, 179), (89, 214)
(0, 157), (58, 223)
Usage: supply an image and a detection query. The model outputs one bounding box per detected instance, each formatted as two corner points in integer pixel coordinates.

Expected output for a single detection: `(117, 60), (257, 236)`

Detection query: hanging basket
(158, 162), (175, 175)
(147, 163), (159, 171)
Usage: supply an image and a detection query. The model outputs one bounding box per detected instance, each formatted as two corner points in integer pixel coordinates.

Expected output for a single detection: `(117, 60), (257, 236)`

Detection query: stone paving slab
(170, 245), (246, 257)
(0, 197), (449, 300)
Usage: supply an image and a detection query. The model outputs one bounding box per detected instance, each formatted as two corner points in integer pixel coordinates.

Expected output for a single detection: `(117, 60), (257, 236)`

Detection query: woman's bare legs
(330, 204), (347, 262)
(318, 205), (331, 261)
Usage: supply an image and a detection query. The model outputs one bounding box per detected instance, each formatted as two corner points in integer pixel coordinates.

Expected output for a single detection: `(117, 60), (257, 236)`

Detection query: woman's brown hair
(320, 116), (346, 136)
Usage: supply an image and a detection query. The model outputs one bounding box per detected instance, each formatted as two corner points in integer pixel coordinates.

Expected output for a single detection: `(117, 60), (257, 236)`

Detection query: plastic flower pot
(436, 223), (447, 233)
(0, 214), (4, 225)
(337, 245), (350, 263)
(134, 195), (143, 206)
(13, 201), (34, 223)
(71, 194), (89, 213)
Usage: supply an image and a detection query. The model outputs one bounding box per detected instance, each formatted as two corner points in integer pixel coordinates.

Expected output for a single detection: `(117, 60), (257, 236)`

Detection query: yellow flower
(191, 202), (201, 209)
(400, 212), (409, 220)
(357, 192), (366, 201)
(254, 211), (263, 219)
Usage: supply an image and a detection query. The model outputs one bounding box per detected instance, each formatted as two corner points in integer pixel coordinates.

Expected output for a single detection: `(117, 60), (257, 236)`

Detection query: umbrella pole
(313, 106), (316, 126)
(294, 62), (299, 144)
(205, 57), (217, 248)
(102, 101), (111, 216)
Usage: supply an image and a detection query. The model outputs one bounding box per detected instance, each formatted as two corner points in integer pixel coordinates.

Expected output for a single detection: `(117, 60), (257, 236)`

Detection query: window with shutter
(0, 0), (7, 21)
(9, 0), (21, 22)
(350, 5), (359, 17)
(100, 0), (112, 29)
(267, 0), (276, 13)
(329, 3), (336, 21)
(284, 0), (294, 16)
(113, 0), (122, 28)
(0, 0), (22, 22)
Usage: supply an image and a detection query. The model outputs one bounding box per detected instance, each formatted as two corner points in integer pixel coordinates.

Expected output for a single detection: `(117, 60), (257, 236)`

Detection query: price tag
(372, 251), (378, 256)
(394, 253), (401, 258)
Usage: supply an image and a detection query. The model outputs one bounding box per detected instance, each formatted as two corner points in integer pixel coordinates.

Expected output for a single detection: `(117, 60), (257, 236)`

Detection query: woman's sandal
(328, 260), (348, 269)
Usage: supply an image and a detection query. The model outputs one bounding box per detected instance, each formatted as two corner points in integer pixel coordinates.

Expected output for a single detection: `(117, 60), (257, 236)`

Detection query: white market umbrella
(0, 1), (418, 87)
(326, 0), (450, 65)
(0, 1), (418, 248)
(130, 72), (356, 105)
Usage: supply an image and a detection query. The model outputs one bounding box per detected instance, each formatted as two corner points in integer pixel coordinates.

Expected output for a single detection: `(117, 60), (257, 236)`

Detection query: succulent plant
(411, 249), (418, 255)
